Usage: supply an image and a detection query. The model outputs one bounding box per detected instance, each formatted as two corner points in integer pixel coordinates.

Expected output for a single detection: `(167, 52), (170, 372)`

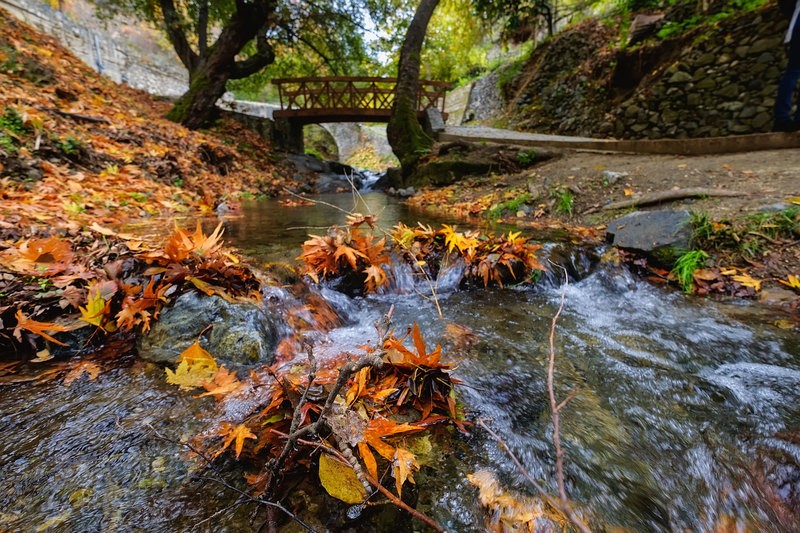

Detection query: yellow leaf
(79, 289), (106, 328)
(624, 188), (634, 196)
(789, 196), (800, 206)
(165, 341), (218, 389)
(318, 453), (367, 504)
(187, 276), (215, 296)
(731, 273), (761, 291)
(392, 448), (419, 498)
(778, 274), (800, 289)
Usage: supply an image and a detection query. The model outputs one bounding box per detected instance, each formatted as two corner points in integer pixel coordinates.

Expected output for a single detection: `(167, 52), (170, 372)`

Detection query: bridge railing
(271, 76), (451, 119)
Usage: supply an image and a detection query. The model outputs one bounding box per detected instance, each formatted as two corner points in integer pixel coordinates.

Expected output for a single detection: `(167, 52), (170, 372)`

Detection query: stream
(1, 192), (799, 532)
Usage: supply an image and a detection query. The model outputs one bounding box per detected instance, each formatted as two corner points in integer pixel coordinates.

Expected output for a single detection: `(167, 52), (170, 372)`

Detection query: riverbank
(407, 144), (800, 315)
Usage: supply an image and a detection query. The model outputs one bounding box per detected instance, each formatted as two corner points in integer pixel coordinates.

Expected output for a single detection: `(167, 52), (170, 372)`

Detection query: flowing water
(1, 192), (799, 532)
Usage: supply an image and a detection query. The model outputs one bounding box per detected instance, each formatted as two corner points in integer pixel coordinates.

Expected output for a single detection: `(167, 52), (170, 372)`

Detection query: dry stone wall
(613, 6), (787, 138)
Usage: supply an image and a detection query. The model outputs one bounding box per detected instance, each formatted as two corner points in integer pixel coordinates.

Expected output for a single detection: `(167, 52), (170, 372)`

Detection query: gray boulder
(606, 210), (692, 267)
(137, 292), (282, 367)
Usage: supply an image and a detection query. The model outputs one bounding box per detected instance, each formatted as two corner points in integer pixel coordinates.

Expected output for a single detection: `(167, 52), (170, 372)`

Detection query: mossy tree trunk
(387, 0), (440, 178)
(159, 0), (276, 129)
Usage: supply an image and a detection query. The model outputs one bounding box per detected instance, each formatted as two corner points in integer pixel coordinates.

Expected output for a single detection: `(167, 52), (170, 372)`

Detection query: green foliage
(550, 186), (573, 216)
(516, 148), (538, 166)
(671, 249), (708, 293)
(57, 135), (83, 156)
(691, 208), (798, 260)
(486, 193), (533, 219)
(0, 107), (28, 153)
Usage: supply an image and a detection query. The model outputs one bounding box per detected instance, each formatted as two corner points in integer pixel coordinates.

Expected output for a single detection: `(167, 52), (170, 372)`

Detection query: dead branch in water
(478, 267), (592, 533)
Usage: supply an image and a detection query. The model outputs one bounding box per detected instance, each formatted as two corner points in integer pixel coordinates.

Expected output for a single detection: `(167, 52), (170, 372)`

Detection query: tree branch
(159, 0), (199, 71)
(231, 30), (276, 79)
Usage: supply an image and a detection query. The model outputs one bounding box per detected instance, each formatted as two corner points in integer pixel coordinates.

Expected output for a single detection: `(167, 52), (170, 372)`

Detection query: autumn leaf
(63, 361), (101, 387)
(364, 265), (387, 292)
(196, 366), (243, 400)
(779, 274), (800, 290)
(213, 422), (257, 459)
(392, 447), (419, 498)
(165, 341), (218, 389)
(318, 453), (367, 504)
(731, 272), (762, 291)
(334, 243), (367, 270)
(14, 310), (69, 346)
(80, 287), (108, 329)
(468, 469), (567, 531)
(384, 323), (445, 368)
(362, 416), (425, 461)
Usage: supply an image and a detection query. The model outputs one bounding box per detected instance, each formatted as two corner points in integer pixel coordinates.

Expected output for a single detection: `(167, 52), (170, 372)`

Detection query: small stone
(668, 71), (693, 84)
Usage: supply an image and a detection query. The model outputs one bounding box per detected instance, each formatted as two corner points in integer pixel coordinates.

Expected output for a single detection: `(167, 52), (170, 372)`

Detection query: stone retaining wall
(0, 0), (187, 96)
(613, 6), (787, 138)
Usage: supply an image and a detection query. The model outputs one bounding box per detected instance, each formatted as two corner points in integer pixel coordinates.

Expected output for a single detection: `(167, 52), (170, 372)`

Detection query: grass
(691, 208), (799, 259)
(486, 193), (532, 220)
(551, 186), (574, 217)
(671, 249), (708, 293)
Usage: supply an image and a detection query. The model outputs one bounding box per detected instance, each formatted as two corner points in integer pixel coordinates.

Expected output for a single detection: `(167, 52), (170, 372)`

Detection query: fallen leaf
(13, 310), (69, 346)
(165, 341), (218, 389)
(196, 366), (243, 400)
(392, 447), (419, 498)
(63, 361), (101, 386)
(213, 422), (257, 459)
(318, 452), (367, 504)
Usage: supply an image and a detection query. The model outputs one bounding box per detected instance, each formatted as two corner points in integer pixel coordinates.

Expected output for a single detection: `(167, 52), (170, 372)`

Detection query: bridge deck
(272, 76), (450, 123)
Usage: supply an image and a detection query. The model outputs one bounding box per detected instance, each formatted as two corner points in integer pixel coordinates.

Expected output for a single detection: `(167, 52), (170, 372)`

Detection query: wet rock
(136, 292), (281, 367)
(606, 210), (692, 267)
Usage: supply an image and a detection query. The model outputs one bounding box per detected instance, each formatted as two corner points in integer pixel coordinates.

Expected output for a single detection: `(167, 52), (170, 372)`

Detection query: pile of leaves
(0, 221), (260, 360)
(165, 316), (463, 517)
(299, 216), (549, 294)
(0, 7), (299, 237)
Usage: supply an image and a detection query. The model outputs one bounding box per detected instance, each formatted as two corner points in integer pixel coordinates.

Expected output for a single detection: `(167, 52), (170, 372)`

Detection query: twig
(303, 437), (446, 532)
(266, 309), (393, 487)
(600, 187), (745, 211)
(49, 108), (112, 124)
(547, 269), (592, 533)
(746, 231), (785, 245)
(144, 423), (318, 532)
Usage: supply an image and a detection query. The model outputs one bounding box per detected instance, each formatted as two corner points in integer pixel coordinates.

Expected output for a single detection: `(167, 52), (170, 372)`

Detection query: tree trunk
(161, 0), (275, 129)
(387, 0), (440, 178)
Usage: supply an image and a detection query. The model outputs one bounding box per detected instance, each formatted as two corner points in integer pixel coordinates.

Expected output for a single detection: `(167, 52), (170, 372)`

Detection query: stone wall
(613, 6), (787, 138)
(0, 0), (187, 96)
(503, 3), (789, 139)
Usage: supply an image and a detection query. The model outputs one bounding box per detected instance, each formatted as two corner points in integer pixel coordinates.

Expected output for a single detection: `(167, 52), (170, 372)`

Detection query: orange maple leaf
(63, 361), (101, 386)
(213, 422), (257, 459)
(362, 416), (425, 461)
(384, 323), (444, 368)
(197, 366), (243, 400)
(13, 310), (69, 346)
(334, 244), (367, 270)
(392, 447), (419, 498)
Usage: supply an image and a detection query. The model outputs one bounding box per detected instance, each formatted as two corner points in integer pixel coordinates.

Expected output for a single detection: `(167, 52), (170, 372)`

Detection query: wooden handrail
(271, 76), (452, 117)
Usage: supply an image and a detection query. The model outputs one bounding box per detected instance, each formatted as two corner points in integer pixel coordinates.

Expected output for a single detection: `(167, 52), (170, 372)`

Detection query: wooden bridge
(271, 76), (451, 124)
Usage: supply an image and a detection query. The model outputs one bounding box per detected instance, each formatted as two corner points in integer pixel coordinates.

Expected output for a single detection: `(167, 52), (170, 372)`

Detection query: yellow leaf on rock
(165, 341), (218, 389)
(731, 273), (761, 291)
(318, 453), (367, 504)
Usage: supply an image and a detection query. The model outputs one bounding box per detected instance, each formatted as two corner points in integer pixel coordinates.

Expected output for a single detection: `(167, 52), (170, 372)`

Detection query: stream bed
(1, 192), (799, 532)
